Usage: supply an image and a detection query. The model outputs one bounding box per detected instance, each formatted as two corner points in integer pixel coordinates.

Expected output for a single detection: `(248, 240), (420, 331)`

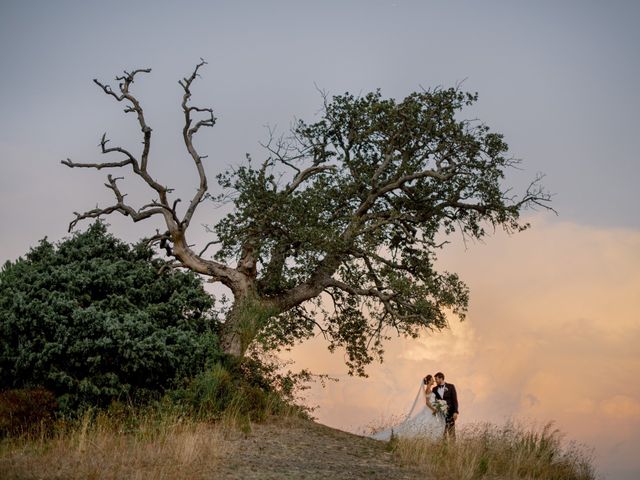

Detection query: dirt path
(216, 416), (426, 480)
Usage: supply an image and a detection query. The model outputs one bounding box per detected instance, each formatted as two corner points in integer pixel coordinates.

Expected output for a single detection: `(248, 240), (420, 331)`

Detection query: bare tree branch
(199, 239), (221, 257)
(145, 229), (171, 248)
(64, 63), (244, 295)
(64, 68), (168, 204)
(516, 173), (557, 213)
(68, 174), (165, 231)
(94, 69), (155, 175)
(179, 58), (216, 230)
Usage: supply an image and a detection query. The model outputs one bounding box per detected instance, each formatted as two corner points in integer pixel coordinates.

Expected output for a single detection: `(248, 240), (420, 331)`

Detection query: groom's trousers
(444, 417), (456, 440)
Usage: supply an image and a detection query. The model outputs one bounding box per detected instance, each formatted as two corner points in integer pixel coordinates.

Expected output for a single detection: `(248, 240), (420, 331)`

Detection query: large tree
(63, 61), (552, 375)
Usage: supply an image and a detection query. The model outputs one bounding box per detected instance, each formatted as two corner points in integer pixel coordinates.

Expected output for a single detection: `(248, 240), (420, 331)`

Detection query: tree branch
(283, 164), (337, 195)
(179, 58), (216, 230)
(96, 70), (167, 197)
(68, 174), (165, 231)
(198, 239), (221, 257)
(323, 277), (393, 302)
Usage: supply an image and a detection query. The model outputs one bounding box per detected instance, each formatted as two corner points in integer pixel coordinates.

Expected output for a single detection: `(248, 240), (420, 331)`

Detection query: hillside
(2, 416), (425, 480)
(216, 416), (424, 479)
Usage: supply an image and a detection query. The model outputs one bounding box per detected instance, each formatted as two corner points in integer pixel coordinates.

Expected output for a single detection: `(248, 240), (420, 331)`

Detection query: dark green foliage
(0, 387), (57, 436)
(0, 222), (219, 412)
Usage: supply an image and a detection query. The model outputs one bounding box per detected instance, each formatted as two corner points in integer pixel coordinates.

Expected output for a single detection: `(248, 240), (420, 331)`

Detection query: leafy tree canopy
(211, 88), (550, 373)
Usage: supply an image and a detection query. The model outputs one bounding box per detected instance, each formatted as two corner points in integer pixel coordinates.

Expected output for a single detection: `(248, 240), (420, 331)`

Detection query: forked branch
(68, 174), (165, 231)
(179, 59), (216, 230)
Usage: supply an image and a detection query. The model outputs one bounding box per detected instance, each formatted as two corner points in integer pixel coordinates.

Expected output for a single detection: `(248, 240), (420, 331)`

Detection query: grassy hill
(1, 415), (424, 480)
(1, 412), (596, 480)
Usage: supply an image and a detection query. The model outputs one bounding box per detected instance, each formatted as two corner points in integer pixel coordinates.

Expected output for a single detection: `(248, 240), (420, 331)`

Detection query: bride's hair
(423, 374), (433, 385)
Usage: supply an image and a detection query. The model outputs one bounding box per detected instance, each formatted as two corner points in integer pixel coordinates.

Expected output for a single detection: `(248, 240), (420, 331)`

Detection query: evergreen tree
(0, 222), (218, 411)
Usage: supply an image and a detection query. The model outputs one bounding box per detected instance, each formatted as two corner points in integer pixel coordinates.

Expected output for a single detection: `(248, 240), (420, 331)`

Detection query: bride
(371, 374), (445, 440)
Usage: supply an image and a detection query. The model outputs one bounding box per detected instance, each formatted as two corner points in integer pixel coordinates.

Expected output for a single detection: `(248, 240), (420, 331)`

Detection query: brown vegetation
(0, 409), (598, 480)
(1, 410), (229, 480)
(0, 411), (424, 480)
(391, 421), (596, 480)
(0, 388), (58, 437)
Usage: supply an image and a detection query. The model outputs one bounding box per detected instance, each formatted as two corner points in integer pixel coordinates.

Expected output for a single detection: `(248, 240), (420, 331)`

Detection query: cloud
(285, 216), (640, 476)
(398, 316), (476, 362)
(601, 396), (640, 420)
(572, 398), (596, 414)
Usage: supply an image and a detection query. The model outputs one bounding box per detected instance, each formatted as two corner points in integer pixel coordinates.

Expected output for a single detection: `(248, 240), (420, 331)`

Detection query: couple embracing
(371, 372), (459, 441)
(427, 372), (459, 439)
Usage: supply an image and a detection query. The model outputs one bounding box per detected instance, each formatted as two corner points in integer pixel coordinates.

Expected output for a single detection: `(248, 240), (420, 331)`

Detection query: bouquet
(434, 399), (448, 417)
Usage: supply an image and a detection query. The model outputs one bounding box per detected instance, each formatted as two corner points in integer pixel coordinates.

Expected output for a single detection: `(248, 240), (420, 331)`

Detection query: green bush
(172, 355), (311, 422)
(0, 387), (58, 436)
(0, 222), (220, 413)
(179, 362), (234, 416)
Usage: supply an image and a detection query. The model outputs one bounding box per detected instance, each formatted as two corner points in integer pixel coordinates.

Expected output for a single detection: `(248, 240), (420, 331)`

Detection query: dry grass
(391, 420), (596, 480)
(0, 410), (236, 480)
(0, 411), (426, 480)
(1, 402), (598, 480)
(0, 358), (314, 480)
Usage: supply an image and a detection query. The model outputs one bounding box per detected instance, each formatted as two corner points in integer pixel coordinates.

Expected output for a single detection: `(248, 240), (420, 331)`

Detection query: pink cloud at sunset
(284, 216), (640, 479)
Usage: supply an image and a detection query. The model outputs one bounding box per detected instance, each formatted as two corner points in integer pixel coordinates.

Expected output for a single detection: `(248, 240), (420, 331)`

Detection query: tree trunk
(220, 321), (244, 357)
(218, 292), (279, 358)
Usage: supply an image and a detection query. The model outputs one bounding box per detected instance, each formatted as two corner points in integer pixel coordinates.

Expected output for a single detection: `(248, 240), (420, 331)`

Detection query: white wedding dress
(370, 385), (445, 441)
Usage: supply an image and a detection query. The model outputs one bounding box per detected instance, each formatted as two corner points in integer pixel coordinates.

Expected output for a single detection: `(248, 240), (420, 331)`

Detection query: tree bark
(218, 290), (280, 358)
(220, 320), (243, 357)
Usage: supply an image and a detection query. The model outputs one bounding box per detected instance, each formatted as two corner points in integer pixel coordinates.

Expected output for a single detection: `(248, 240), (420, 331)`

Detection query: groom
(433, 372), (458, 439)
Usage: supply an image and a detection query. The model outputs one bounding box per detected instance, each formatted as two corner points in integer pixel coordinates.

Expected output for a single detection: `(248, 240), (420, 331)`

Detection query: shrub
(0, 387), (58, 436)
(172, 354), (312, 423)
(0, 222), (220, 413)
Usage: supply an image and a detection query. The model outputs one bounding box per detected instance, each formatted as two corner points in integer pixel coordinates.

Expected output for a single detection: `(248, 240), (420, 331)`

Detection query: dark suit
(434, 382), (458, 439)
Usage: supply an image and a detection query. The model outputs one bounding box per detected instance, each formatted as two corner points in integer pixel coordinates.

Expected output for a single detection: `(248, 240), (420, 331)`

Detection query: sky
(1, 1), (639, 478)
